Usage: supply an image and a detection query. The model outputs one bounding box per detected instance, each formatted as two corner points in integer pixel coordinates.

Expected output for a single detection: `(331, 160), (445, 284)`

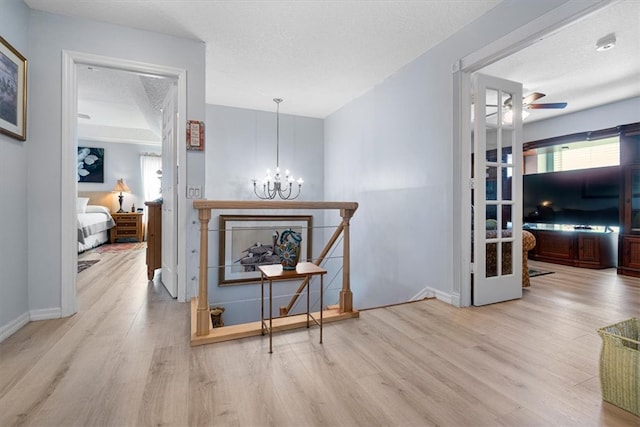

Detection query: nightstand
(110, 212), (144, 243)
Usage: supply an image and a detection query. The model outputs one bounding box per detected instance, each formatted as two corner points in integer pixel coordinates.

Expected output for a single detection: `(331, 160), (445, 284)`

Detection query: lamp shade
(113, 178), (131, 193)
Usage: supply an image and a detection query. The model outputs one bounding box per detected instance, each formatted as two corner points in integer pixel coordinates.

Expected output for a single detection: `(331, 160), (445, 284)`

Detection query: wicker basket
(597, 317), (640, 416)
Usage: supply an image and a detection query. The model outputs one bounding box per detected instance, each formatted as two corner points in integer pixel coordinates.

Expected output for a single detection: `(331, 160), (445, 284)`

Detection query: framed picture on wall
(0, 36), (27, 141)
(77, 147), (105, 183)
(187, 120), (204, 150)
(219, 215), (313, 285)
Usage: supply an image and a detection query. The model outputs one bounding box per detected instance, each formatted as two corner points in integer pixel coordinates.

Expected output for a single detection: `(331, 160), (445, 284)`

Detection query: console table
(525, 224), (618, 269)
(259, 262), (327, 353)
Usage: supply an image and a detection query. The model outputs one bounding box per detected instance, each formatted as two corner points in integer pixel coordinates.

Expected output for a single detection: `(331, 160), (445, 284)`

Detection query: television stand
(525, 224), (618, 269)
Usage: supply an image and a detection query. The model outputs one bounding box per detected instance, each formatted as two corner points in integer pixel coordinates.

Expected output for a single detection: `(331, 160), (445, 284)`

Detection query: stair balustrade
(191, 200), (359, 346)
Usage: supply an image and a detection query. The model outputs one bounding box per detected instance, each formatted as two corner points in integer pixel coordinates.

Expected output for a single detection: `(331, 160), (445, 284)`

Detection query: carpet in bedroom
(78, 259), (99, 273)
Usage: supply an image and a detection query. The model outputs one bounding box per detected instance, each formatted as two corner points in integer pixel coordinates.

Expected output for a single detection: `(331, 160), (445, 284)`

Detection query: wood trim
(193, 199), (359, 338)
(193, 200), (358, 211)
(523, 122), (640, 151)
(190, 297), (359, 346)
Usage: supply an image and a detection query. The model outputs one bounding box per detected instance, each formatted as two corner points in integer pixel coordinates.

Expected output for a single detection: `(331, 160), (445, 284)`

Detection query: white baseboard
(0, 312), (29, 343)
(29, 307), (62, 321)
(411, 287), (456, 306)
(410, 288), (436, 301)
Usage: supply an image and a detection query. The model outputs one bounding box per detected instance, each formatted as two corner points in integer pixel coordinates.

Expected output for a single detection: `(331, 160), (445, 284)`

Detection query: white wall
(0, 0), (30, 341)
(204, 104), (326, 325)
(524, 97), (640, 142)
(25, 11), (205, 316)
(77, 140), (161, 212)
(324, 0), (596, 309)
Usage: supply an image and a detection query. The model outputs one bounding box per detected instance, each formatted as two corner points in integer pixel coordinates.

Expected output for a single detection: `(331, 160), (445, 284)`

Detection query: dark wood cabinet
(527, 226), (618, 269)
(531, 230), (574, 262)
(145, 201), (162, 280)
(617, 124), (640, 277)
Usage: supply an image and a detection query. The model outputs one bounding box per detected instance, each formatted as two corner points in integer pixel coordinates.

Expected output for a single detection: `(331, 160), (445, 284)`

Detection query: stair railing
(192, 200), (358, 338)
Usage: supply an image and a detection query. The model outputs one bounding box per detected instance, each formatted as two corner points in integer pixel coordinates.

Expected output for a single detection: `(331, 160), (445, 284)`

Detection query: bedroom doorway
(61, 51), (187, 316)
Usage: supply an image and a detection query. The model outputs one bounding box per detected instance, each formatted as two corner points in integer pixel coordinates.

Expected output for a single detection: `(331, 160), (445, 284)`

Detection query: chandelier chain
(252, 98), (303, 200)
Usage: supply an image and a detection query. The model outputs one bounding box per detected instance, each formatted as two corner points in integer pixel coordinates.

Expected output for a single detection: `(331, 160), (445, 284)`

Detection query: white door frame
(61, 51), (188, 316)
(452, 0), (616, 307)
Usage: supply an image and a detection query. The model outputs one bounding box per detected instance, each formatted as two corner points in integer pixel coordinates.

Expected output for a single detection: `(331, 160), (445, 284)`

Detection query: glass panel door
(472, 73), (523, 306)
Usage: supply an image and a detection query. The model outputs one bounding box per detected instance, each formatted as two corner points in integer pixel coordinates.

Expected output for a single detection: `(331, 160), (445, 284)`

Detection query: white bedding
(77, 205), (115, 252)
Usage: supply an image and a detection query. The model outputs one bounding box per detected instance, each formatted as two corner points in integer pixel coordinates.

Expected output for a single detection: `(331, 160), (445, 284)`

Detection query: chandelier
(253, 98), (303, 200)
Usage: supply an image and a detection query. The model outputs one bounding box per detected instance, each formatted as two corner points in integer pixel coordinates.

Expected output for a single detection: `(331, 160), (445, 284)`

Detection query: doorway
(453, 1), (616, 307)
(61, 51), (187, 316)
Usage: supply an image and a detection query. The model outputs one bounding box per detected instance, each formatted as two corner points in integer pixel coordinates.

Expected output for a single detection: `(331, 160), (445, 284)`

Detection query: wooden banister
(192, 200), (358, 340)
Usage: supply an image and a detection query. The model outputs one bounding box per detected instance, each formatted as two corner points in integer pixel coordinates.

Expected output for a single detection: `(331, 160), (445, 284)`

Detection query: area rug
(529, 268), (554, 278)
(94, 242), (146, 253)
(78, 259), (99, 273)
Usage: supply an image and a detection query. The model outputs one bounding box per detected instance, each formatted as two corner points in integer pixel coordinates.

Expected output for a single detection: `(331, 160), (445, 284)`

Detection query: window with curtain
(140, 153), (162, 202)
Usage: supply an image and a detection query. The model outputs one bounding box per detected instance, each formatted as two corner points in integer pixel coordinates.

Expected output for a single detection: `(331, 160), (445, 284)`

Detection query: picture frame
(219, 215), (313, 285)
(0, 36), (27, 141)
(77, 147), (105, 183)
(187, 119), (204, 151)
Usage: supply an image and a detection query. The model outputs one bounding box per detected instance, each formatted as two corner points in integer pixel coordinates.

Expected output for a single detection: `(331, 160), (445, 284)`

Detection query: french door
(472, 73), (523, 306)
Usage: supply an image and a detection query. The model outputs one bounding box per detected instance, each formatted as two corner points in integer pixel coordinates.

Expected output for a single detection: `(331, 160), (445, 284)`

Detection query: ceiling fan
(507, 92), (568, 111)
(486, 92), (567, 120)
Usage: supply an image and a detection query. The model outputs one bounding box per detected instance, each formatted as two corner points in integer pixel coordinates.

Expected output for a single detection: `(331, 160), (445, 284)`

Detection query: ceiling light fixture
(502, 108), (529, 124)
(253, 98), (303, 200)
(596, 33), (616, 52)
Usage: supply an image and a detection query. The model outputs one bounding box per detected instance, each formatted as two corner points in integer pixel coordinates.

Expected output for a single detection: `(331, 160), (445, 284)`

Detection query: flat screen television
(523, 166), (620, 226)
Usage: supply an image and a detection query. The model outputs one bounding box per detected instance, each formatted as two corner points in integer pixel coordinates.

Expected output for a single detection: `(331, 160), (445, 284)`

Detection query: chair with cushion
(522, 230), (536, 287)
(484, 222), (537, 287)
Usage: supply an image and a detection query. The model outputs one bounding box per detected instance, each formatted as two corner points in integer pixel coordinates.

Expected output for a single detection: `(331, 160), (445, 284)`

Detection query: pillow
(85, 205), (110, 215)
(77, 197), (90, 214)
(485, 219), (498, 230)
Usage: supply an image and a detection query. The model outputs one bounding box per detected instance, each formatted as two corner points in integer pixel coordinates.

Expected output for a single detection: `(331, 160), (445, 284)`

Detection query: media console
(524, 224), (619, 269)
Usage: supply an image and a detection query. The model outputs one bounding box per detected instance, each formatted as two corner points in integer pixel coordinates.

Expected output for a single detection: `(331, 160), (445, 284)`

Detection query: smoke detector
(596, 33), (616, 52)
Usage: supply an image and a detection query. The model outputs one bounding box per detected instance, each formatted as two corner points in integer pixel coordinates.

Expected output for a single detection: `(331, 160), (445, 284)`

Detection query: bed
(77, 192), (116, 253)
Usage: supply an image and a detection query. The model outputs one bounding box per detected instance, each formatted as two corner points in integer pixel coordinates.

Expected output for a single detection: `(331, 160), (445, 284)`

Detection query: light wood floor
(0, 247), (638, 426)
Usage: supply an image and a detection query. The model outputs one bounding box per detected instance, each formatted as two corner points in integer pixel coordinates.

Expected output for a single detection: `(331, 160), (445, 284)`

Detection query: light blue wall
(25, 10), (205, 315)
(0, 0), (30, 340)
(77, 140), (161, 212)
(204, 104), (327, 325)
(524, 97), (640, 142)
(323, 0), (595, 308)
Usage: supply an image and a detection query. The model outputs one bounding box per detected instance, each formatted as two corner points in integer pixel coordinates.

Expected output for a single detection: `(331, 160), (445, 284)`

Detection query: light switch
(187, 185), (201, 199)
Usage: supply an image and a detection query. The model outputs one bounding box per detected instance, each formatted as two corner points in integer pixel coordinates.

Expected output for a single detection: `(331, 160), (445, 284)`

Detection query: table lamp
(112, 178), (131, 213)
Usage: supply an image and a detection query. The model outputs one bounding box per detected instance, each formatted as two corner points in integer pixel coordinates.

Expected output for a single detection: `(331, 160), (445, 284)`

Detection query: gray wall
(524, 97), (640, 142)
(24, 10), (205, 317)
(204, 104), (326, 325)
(323, 0), (598, 308)
(77, 140), (161, 212)
(0, 0), (30, 340)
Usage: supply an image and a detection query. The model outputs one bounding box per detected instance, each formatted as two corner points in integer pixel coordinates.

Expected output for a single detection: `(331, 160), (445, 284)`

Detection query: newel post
(339, 208), (355, 313)
(196, 208), (212, 336)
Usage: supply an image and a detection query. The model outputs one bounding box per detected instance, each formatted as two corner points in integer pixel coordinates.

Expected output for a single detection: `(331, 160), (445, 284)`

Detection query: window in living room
(524, 136), (619, 174)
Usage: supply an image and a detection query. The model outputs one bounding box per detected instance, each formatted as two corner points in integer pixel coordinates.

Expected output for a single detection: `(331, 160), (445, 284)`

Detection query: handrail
(193, 200), (358, 211)
(192, 200), (358, 337)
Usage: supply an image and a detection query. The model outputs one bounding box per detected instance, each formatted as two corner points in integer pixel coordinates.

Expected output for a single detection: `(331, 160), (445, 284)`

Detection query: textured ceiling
(77, 65), (173, 144)
(23, 0), (640, 144)
(480, 0), (640, 123)
(25, 0), (502, 118)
